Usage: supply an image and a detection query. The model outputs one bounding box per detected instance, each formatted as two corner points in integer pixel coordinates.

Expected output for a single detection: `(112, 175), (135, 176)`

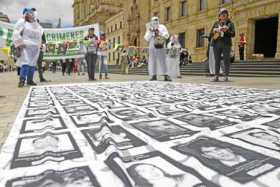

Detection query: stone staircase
(108, 60), (280, 77)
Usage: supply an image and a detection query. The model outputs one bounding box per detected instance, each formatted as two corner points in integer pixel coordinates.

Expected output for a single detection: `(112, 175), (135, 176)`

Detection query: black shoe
(40, 79), (48, 82)
(224, 76), (229, 82)
(164, 75), (172, 82)
(27, 81), (37, 86)
(18, 79), (25, 88)
(211, 76), (219, 82)
(150, 75), (157, 81)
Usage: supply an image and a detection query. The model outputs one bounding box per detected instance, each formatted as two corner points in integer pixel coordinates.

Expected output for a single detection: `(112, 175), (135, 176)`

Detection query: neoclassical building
(73, 0), (280, 63)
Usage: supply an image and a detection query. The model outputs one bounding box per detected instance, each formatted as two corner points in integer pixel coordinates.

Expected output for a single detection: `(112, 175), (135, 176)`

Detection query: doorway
(254, 16), (278, 58)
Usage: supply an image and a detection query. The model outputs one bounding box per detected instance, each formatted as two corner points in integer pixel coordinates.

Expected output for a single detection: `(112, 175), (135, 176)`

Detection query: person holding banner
(13, 8), (43, 87)
(144, 17), (171, 81)
(84, 28), (98, 81)
(98, 33), (109, 80)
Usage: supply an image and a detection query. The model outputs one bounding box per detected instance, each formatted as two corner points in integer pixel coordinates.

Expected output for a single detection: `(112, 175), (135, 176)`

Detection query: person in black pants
(210, 8), (235, 82)
(37, 33), (48, 82)
(61, 59), (67, 76)
(84, 28), (98, 81)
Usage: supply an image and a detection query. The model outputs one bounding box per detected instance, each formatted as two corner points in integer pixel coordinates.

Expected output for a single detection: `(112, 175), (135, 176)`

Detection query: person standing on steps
(144, 17), (171, 81)
(210, 8), (235, 82)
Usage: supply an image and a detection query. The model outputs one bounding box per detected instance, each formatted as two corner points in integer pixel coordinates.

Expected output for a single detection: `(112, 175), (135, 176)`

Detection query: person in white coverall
(144, 17), (171, 81)
(13, 8), (43, 87)
(167, 34), (181, 80)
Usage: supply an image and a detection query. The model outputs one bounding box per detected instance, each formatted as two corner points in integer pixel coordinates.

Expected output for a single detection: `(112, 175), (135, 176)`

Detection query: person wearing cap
(144, 17), (171, 81)
(13, 8), (43, 87)
(84, 27), (98, 81)
(210, 8), (235, 82)
(97, 33), (109, 80)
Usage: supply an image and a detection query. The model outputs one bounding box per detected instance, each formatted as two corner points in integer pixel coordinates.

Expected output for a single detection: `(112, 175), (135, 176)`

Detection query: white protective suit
(144, 23), (169, 76)
(13, 18), (43, 67)
(167, 41), (181, 79)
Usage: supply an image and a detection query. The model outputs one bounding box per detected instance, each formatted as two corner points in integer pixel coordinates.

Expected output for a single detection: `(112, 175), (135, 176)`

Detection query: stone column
(275, 13), (280, 59)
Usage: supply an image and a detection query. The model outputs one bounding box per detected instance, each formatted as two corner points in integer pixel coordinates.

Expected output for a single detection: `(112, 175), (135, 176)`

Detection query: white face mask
(151, 20), (159, 29)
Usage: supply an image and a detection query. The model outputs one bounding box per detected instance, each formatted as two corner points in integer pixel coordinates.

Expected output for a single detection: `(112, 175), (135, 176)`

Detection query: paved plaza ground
(0, 70), (279, 148)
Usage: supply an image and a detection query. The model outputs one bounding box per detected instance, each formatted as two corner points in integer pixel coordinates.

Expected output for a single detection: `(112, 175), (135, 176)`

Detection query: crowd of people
(8, 7), (239, 87)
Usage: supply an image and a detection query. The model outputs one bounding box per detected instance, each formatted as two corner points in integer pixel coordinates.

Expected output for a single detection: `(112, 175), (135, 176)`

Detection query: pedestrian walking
(13, 8), (43, 87)
(144, 17), (171, 81)
(210, 8), (235, 82)
(84, 28), (98, 81)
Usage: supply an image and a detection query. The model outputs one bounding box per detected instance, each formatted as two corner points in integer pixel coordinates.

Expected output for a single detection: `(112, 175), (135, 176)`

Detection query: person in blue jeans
(13, 8), (43, 87)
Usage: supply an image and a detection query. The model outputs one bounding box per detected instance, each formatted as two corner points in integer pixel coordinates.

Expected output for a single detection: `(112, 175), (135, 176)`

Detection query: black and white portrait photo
(20, 117), (67, 134)
(11, 132), (82, 169)
(148, 105), (191, 117)
(70, 112), (113, 128)
(261, 118), (280, 130)
(6, 167), (101, 187)
(25, 107), (59, 118)
(109, 108), (155, 122)
(64, 105), (99, 114)
(174, 114), (237, 130)
(210, 108), (270, 122)
(173, 136), (280, 183)
(131, 119), (198, 142)
(59, 99), (86, 107)
(82, 124), (146, 153)
(105, 152), (218, 187)
(227, 128), (280, 152)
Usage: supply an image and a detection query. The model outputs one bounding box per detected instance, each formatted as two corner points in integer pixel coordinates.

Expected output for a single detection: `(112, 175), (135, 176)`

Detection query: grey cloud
(0, 0), (73, 27)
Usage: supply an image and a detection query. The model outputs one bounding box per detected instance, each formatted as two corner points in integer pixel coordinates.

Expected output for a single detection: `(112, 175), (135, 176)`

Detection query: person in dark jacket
(37, 32), (48, 82)
(84, 28), (98, 81)
(210, 8), (235, 82)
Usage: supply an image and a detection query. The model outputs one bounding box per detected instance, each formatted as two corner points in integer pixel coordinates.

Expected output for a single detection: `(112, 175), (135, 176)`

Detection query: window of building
(221, 0), (232, 4)
(180, 1), (187, 17)
(196, 28), (205, 48)
(165, 7), (171, 22)
(113, 52), (115, 60)
(118, 36), (121, 44)
(108, 40), (111, 49)
(109, 52), (111, 61)
(113, 38), (116, 48)
(120, 21), (123, 29)
(178, 32), (186, 48)
(115, 24), (117, 30)
(199, 0), (207, 11)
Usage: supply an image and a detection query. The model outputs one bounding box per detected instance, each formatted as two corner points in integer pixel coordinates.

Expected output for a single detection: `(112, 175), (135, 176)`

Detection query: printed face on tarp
(241, 104), (280, 116)
(20, 117), (67, 134)
(210, 108), (271, 122)
(109, 108), (155, 122)
(226, 128), (280, 152)
(147, 104), (191, 117)
(82, 124), (146, 153)
(105, 152), (218, 187)
(25, 107), (59, 118)
(174, 114), (237, 130)
(173, 136), (280, 183)
(131, 119), (198, 142)
(63, 105), (99, 114)
(261, 118), (280, 132)
(6, 167), (101, 187)
(70, 112), (113, 128)
(11, 132), (82, 169)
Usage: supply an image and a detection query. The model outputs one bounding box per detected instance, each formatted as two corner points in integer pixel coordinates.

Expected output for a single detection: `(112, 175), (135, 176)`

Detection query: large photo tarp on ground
(1, 82), (280, 186)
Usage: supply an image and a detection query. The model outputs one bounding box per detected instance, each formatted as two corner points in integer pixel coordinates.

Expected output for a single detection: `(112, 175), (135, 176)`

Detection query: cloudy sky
(0, 0), (74, 27)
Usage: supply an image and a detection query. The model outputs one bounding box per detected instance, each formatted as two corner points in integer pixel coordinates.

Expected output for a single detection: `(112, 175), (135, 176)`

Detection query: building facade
(73, 0), (280, 63)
